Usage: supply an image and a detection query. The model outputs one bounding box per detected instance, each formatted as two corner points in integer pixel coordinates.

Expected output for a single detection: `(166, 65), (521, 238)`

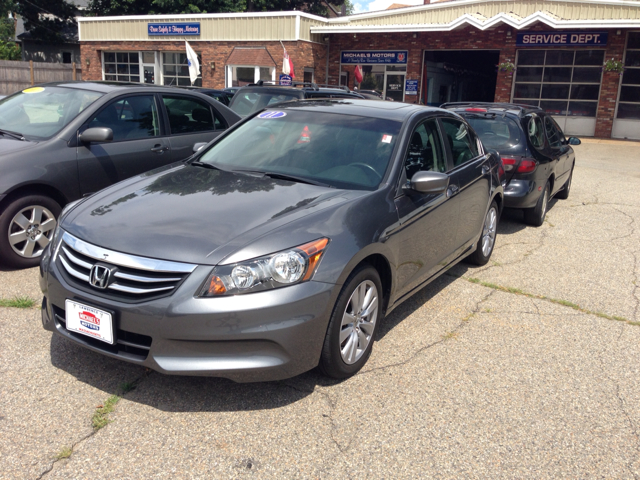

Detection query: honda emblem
(89, 264), (111, 289)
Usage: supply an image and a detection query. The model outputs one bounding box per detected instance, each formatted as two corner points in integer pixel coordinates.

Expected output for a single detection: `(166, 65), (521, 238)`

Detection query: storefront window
(228, 66), (275, 87)
(162, 52), (202, 86)
(513, 49), (604, 117)
(617, 32), (640, 120)
(103, 52), (140, 83)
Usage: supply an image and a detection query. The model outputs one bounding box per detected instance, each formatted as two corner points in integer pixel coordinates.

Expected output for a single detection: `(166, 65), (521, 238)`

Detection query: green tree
(15, 0), (77, 44)
(0, 0), (20, 60)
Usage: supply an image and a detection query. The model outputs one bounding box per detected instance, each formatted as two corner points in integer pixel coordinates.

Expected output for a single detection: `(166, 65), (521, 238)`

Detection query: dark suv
(442, 102), (580, 226)
(0, 82), (240, 268)
(229, 82), (365, 117)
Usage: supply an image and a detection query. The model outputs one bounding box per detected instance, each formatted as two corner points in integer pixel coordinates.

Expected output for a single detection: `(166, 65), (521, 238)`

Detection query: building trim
(311, 11), (640, 34)
(77, 11), (329, 23)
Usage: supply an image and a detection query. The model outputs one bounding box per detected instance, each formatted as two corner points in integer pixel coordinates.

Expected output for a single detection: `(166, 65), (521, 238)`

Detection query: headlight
(199, 238), (329, 296)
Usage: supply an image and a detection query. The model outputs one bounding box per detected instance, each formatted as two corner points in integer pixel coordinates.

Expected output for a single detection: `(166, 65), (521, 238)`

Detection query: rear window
(229, 90), (301, 117)
(463, 115), (525, 155)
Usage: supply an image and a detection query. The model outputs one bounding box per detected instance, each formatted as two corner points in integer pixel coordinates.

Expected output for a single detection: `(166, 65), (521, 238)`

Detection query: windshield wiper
(0, 128), (25, 141)
(190, 161), (221, 170)
(233, 169), (333, 188)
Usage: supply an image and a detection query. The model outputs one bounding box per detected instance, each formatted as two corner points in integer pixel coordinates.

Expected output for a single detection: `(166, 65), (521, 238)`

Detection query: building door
(613, 32), (640, 140)
(384, 72), (405, 102)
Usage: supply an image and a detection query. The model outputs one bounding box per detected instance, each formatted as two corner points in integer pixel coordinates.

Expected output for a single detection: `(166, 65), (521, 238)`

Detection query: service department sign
(148, 23), (201, 36)
(341, 51), (408, 64)
(516, 31), (607, 47)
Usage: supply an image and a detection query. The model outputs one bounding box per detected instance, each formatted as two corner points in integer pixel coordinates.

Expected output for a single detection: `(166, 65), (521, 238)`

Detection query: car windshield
(0, 86), (103, 140)
(229, 90), (301, 117)
(463, 115), (525, 155)
(198, 108), (402, 190)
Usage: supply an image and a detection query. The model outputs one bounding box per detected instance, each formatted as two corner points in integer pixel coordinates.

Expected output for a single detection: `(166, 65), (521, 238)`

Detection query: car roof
(36, 81), (219, 95)
(441, 102), (544, 117)
(268, 99), (445, 122)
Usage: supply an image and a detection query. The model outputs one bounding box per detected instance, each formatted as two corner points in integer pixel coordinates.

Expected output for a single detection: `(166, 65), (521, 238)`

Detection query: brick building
(78, 0), (640, 139)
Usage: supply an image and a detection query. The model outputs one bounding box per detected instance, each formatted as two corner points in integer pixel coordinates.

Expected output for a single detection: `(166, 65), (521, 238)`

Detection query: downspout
(325, 35), (330, 85)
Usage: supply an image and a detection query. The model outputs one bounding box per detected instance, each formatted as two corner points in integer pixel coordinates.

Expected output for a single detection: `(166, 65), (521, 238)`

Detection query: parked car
(228, 81), (365, 117)
(177, 86), (235, 106)
(0, 81), (241, 268)
(442, 102), (580, 226)
(223, 87), (241, 95)
(40, 99), (503, 382)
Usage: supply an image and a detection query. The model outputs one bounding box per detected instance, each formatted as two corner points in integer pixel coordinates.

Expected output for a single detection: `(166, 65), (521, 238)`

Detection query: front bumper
(503, 179), (540, 209)
(40, 251), (337, 382)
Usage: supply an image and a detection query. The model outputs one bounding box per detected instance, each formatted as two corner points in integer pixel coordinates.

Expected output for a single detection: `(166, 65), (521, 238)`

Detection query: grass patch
(465, 278), (637, 326)
(92, 395), (120, 431)
(0, 296), (36, 308)
(442, 331), (459, 340)
(55, 446), (72, 460)
(119, 382), (136, 394)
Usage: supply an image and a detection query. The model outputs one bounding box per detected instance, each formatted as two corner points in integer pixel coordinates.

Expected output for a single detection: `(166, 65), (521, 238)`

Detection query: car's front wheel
(319, 265), (383, 379)
(0, 194), (61, 269)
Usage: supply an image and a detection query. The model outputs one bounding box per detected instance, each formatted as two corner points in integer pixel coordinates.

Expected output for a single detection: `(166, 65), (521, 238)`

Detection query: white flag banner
(282, 48), (291, 76)
(185, 41), (200, 85)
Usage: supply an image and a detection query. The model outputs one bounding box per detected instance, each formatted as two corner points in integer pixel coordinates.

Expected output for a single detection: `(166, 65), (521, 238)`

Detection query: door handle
(151, 144), (168, 153)
(447, 184), (459, 198)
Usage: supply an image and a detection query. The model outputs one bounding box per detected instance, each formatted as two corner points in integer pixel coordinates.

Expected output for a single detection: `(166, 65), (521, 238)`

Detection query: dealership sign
(405, 79), (418, 95)
(341, 51), (408, 64)
(148, 23), (201, 36)
(516, 31), (607, 47)
(279, 74), (292, 86)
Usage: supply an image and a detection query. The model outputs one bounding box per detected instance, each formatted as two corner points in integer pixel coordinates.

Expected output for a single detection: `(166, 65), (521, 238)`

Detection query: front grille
(53, 304), (152, 360)
(56, 232), (197, 302)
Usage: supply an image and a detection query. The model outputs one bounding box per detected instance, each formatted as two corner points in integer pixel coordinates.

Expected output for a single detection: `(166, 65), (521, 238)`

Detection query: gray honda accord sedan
(40, 99), (504, 382)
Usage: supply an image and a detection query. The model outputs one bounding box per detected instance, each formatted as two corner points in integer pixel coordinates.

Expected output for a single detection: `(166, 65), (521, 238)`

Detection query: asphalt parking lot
(1, 138), (639, 479)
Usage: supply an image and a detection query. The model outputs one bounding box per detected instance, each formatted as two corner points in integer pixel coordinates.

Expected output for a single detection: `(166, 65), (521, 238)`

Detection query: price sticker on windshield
(22, 87), (45, 94)
(258, 111), (287, 119)
(381, 134), (393, 143)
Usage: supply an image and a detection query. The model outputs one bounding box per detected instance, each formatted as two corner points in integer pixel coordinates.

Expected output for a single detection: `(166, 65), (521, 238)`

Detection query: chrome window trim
(61, 232), (197, 273)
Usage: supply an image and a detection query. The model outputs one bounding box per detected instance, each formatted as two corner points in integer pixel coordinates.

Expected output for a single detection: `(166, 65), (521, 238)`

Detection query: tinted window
(464, 115), (525, 154)
(440, 118), (479, 166)
(163, 96), (222, 134)
(198, 110), (402, 190)
(89, 95), (159, 142)
(0, 86), (103, 140)
(544, 115), (563, 148)
(527, 117), (545, 150)
(404, 119), (446, 179)
(229, 90), (300, 117)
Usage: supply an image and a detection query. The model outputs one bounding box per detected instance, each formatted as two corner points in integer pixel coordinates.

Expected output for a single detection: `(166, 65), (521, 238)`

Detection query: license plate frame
(64, 299), (115, 345)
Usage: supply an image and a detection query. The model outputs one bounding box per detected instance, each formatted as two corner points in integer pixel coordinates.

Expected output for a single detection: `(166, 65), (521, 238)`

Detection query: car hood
(0, 137), (38, 154)
(63, 165), (359, 265)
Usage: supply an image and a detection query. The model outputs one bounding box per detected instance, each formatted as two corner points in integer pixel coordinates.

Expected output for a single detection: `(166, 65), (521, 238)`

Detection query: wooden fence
(0, 60), (82, 96)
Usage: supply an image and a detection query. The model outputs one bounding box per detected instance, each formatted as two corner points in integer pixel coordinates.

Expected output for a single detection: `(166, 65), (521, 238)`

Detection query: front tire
(0, 195), (61, 269)
(467, 200), (499, 266)
(523, 181), (550, 227)
(555, 166), (573, 200)
(319, 265), (383, 379)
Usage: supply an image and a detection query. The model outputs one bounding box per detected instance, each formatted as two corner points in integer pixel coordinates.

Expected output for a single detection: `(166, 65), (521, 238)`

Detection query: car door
(544, 115), (571, 194)
(161, 94), (228, 161)
(439, 116), (492, 251)
(77, 94), (171, 196)
(390, 117), (460, 297)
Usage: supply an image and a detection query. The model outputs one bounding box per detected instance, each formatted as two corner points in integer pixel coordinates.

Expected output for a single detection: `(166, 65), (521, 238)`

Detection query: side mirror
(409, 171), (449, 194)
(193, 142), (208, 153)
(568, 137), (581, 146)
(79, 127), (113, 144)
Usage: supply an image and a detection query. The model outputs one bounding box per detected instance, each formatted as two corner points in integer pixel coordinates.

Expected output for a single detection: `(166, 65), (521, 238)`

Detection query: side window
(162, 96), (219, 135)
(440, 118), (479, 166)
(528, 116), (545, 150)
(544, 115), (563, 148)
(404, 119), (447, 180)
(89, 95), (159, 142)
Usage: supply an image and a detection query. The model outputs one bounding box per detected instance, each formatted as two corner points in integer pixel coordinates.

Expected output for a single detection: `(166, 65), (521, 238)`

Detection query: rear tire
(555, 167), (573, 200)
(0, 195), (61, 269)
(523, 181), (549, 227)
(467, 200), (499, 266)
(319, 264), (383, 379)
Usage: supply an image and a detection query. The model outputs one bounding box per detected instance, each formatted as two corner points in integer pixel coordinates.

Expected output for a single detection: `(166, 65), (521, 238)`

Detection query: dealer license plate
(65, 300), (114, 345)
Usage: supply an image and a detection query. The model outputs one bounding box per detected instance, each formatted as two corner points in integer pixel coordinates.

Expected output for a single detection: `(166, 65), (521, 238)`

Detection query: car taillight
(465, 108), (487, 112)
(502, 157), (537, 174)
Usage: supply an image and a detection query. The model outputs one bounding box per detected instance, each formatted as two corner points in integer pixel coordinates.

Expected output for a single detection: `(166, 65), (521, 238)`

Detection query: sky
(352, 0), (425, 13)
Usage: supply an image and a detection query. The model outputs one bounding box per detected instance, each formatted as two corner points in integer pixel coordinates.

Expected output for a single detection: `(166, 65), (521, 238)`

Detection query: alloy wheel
(8, 205), (57, 259)
(339, 280), (379, 365)
(481, 206), (498, 257)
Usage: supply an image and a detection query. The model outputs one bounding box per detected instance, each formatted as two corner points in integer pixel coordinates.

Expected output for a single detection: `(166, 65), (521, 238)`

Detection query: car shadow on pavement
(48, 263), (472, 413)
